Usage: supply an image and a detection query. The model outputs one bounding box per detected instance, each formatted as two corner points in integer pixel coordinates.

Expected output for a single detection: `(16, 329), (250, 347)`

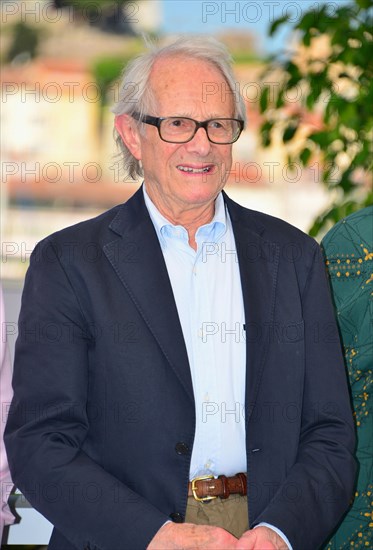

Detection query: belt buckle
(191, 474), (218, 502)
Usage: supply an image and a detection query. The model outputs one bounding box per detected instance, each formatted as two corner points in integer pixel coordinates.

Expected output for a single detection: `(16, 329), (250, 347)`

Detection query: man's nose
(185, 127), (212, 155)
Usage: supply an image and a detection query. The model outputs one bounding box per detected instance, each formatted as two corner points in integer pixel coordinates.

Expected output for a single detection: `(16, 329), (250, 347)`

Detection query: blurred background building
(1, 0), (336, 283)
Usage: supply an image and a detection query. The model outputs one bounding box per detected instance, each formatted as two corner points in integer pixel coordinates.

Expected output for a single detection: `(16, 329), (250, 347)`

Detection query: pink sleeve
(0, 284), (15, 536)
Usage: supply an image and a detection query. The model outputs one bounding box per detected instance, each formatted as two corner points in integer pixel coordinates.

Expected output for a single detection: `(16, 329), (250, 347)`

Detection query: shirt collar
(143, 184), (227, 247)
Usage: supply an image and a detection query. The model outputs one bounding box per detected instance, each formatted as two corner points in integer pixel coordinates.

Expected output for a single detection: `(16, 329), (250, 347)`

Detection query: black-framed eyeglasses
(132, 112), (244, 144)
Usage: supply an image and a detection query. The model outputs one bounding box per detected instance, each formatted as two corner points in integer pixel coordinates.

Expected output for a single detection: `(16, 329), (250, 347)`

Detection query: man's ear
(115, 114), (142, 160)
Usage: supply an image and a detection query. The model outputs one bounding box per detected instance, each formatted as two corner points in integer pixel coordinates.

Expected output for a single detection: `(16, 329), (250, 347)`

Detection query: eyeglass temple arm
(132, 112), (160, 128)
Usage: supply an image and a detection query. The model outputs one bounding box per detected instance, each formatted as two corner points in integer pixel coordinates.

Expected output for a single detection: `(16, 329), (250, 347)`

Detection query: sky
(161, 0), (350, 55)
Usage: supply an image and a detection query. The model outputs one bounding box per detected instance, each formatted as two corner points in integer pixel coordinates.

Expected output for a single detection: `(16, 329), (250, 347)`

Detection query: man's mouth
(177, 164), (214, 174)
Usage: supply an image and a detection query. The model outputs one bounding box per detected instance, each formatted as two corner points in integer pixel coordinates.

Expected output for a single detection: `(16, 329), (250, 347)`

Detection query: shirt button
(175, 442), (190, 455)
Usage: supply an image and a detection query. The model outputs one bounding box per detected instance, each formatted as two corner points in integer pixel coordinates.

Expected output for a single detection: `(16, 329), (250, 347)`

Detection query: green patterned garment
(321, 206), (373, 549)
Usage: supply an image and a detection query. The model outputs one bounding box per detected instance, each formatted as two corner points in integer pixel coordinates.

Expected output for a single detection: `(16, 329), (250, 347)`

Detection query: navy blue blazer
(5, 188), (356, 550)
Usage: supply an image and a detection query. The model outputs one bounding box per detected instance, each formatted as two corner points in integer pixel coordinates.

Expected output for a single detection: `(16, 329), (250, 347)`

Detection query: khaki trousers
(185, 494), (249, 538)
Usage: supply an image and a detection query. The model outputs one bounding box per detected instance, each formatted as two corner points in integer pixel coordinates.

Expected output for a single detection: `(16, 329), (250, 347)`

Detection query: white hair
(112, 36), (247, 180)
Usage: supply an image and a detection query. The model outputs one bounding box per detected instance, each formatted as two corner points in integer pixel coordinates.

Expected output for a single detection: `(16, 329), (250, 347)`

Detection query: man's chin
(180, 188), (222, 208)
(176, 171), (224, 192)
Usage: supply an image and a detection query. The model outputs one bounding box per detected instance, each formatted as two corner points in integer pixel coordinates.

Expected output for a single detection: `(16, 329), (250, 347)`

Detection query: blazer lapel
(225, 194), (280, 421)
(103, 187), (194, 402)
(102, 189), (279, 412)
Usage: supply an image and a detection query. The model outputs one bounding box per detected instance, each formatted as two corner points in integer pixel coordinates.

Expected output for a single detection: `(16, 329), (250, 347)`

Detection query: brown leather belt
(188, 473), (247, 502)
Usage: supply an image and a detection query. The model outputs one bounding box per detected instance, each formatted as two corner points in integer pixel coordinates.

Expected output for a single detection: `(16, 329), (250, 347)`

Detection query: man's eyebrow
(160, 112), (195, 118)
(163, 113), (234, 119)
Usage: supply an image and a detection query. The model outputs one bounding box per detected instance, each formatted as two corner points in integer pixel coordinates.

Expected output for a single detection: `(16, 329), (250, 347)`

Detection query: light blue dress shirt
(144, 187), (246, 479)
(143, 186), (292, 549)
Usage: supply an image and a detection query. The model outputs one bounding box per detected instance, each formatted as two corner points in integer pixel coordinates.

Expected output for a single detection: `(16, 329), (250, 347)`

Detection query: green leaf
(303, 30), (312, 47)
(259, 86), (270, 113)
(308, 131), (329, 148)
(338, 170), (354, 193)
(300, 148), (312, 166)
(285, 61), (301, 80)
(269, 15), (289, 36)
(340, 102), (357, 128)
(313, 14), (334, 35)
(296, 11), (320, 32)
(285, 61), (302, 88)
(331, 28), (349, 48)
(353, 147), (370, 167)
(325, 93), (341, 122)
(261, 121), (274, 147)
(283, 125), (298, 142)
(276, 90), (285, 109)
(306, 90), (317, 110)
(356, 0), (372, 9)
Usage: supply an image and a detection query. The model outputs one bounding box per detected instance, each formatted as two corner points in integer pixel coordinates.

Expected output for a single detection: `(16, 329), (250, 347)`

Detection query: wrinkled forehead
(148, 55), (235, 116)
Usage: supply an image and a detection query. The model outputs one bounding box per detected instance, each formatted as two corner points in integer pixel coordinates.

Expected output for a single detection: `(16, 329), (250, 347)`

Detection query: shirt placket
(191, 235), (221, 476)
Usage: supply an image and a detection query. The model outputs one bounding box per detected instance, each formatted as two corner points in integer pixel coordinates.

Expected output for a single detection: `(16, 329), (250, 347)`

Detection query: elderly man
(5, 37), (356, 550)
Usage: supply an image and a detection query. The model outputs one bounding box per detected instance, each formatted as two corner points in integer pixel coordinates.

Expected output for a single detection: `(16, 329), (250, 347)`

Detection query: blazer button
(170, 512), (184, 523)
(175, 442), (189, 455)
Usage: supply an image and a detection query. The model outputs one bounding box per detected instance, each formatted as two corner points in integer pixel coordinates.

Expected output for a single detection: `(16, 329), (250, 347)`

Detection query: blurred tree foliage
(92, 56), (130, 107)
(54, 0), (135, 34)
(6, 22), (41, 63)
(259, 0), (373, 238)
(55, 0), (128, 12)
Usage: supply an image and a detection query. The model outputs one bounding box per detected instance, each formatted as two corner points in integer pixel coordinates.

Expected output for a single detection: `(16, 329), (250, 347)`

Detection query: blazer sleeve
(252, 244), (357, 549)
(4, 239), (168, 550)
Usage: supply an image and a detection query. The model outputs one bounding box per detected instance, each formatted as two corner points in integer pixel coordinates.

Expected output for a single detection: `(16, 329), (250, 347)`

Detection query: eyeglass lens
(160, 118), (240, 143)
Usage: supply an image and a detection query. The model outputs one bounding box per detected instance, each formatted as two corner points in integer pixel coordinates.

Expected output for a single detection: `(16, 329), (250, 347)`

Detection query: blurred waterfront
(1, 0), (333, 283)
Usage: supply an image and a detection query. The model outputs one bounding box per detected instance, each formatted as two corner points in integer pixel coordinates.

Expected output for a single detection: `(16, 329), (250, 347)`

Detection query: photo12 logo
(201, 2), (339, 24)
(1, 1), (139, 25)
